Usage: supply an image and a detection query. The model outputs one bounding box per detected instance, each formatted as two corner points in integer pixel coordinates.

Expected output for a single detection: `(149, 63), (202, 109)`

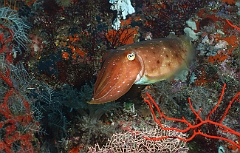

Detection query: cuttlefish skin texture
(89, 36), (194, 104)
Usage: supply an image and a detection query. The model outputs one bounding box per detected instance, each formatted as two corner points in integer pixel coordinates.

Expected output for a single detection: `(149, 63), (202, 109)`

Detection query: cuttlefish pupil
(89, 35), (194, 104)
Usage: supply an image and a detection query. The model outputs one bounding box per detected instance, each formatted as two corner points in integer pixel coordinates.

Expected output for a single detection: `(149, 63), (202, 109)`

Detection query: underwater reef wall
(0, 0), (240, 152)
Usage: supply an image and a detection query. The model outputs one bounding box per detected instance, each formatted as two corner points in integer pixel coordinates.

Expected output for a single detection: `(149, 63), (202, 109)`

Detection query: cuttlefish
(89, 35), (194, 104)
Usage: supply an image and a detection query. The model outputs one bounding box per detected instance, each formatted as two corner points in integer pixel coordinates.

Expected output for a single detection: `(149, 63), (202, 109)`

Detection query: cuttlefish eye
(127, 52), (135, 60)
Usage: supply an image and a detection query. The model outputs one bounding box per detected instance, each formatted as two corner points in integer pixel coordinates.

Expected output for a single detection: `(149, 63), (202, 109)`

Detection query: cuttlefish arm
(89, 36), (194, 104)
(89, 49), (144, 104)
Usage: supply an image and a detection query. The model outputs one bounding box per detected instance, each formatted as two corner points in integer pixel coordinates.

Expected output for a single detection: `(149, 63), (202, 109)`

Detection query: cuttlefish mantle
(89, 35), (194, 104)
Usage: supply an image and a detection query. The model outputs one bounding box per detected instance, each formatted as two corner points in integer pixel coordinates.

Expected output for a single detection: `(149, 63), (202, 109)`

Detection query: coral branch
(226, 19), (240, 31)
(143, 83), (240, 149)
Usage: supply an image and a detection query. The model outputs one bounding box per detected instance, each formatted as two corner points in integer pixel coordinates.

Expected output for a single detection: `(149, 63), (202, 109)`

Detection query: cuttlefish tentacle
(89, 36), (194, 104)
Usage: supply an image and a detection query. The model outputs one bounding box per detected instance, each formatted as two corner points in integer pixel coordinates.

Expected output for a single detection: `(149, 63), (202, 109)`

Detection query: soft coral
(222, 0), (236, 5)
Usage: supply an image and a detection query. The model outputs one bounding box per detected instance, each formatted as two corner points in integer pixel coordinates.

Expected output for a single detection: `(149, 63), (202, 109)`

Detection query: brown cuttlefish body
(89, 35), (194, 104)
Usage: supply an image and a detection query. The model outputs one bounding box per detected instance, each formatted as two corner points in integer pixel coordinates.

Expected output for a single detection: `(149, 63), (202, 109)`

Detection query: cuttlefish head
(88, 49), (144, 104)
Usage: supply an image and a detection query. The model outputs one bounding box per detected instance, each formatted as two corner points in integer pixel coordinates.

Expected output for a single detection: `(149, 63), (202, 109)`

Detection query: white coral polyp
(109, 0), (135, 30)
